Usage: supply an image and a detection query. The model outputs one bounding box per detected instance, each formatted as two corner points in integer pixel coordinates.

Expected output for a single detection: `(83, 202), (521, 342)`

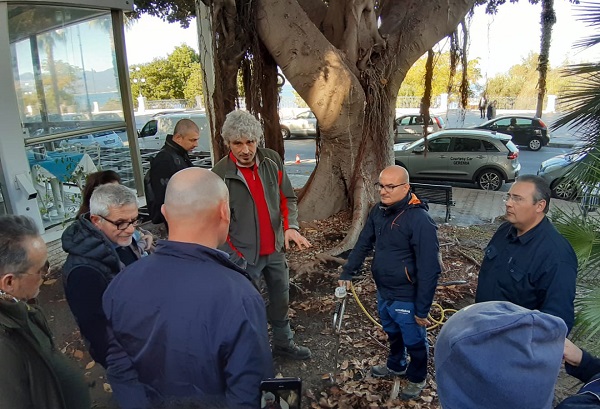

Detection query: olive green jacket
(212, 148), (299, 266)
(0, 298), (89, 409)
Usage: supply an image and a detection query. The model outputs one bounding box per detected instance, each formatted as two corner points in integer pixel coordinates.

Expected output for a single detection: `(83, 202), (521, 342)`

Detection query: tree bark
(536, 0), (556, 118)
(256, 0), (476, 254)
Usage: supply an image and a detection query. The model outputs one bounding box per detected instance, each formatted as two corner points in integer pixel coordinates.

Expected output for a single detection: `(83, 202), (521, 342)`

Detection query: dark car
(394, 129), (521, 191)
(474, 115), (550, 151)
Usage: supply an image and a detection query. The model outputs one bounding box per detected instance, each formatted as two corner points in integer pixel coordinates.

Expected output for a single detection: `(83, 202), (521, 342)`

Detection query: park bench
(410, 182), (454, 222)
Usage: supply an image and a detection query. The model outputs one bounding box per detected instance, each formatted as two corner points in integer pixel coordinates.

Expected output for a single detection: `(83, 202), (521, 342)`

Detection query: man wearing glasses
(475, 174), (578, 332)
(338, 165), (441, 400)
(62, 183), (144, 367)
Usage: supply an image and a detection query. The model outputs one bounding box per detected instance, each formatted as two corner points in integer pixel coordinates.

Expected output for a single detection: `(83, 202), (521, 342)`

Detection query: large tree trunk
(536, 0), (556, 118)
(257, 0), (476, 253)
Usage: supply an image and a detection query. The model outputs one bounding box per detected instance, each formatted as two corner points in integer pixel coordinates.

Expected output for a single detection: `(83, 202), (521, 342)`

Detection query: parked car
(60, 130), (124, 148)
(537, 150), (587, 200)
(394, 129), (521, 191)
(280, 111), (317, 139)
(394, 114), (445, 143)
(138, 111), (211, 153)
(473, 115), (549, 151)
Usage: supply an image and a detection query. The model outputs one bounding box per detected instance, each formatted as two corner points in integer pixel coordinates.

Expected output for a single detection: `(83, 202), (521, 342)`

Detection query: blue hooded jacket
(103, 240), (273, 409)
(340, 192), (441, 318)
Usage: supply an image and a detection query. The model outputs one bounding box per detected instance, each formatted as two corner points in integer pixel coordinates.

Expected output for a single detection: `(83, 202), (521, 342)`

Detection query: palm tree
(551, 1), (600, 352)
(535, 0), (556, 118)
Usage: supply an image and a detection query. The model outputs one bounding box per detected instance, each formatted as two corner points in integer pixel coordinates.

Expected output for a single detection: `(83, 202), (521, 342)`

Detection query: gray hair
(90, 183), (138, 217)
(0, 215), (39, 277)
(221, 110), (263, 144)
(517, 174), (551, 214)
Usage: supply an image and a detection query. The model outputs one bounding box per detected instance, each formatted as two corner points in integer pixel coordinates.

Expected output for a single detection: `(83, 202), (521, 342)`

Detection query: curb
(547, 141), (576, 148)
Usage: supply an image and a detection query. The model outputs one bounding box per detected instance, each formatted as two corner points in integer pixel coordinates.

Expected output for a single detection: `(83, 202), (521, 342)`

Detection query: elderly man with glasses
(0, 215), (91, 408)
(338, 165), (441, 400)
(475, 174), (578, 332)
(62, 183), (145, 368)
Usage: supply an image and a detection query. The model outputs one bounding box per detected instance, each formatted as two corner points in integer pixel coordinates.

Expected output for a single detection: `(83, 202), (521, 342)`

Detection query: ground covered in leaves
(40, 211), (579, 408)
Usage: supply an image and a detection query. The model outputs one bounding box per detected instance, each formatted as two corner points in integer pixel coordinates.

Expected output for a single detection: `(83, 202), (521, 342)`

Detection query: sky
(124, 1), (599, 78)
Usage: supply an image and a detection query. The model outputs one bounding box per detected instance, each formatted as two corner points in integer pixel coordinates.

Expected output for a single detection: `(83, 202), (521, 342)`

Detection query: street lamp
(130, 67), (146, 97)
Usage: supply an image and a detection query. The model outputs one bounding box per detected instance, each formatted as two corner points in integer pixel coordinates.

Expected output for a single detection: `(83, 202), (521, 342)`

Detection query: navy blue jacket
(475, 218), (577, 331)
(340, 193), (441, 318)
(103, 240), (273, 409)
(557, 350), (600, 408)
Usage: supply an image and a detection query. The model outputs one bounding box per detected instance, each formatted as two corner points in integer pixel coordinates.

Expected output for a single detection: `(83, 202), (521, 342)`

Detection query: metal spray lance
(332, 286), (347, 333)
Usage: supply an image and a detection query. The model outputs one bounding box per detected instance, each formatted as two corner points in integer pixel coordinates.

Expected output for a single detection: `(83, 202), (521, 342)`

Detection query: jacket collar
(379, 192), (422, 215)
(164, 134), (191, 160)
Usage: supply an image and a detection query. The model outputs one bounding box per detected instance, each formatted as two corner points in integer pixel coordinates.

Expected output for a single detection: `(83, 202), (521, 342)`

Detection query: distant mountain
(17, 67), (118, 94)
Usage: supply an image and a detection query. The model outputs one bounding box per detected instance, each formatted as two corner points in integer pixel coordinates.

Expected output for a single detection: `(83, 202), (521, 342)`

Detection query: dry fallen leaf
(43, 279), (57, 285)
(73, 350), (84, 359)
(103, 383), (113, 393)
(85, 361), (95, 370)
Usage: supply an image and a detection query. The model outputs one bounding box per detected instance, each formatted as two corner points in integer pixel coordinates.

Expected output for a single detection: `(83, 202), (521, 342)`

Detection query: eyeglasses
(99, 215), (140, 230)
(374, 182), (408, 193)
(23, 260), (49, 278)
(503, 193), (527, 204)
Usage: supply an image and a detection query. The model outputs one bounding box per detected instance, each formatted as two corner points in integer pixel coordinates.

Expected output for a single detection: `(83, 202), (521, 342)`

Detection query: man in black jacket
(339, 165), (441, 400)
(558, 338), (600, 408)
(146, 119), (198, 224)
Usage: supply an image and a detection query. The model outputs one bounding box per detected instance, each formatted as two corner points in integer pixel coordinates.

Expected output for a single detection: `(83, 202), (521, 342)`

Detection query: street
(282, 138), (574, 192)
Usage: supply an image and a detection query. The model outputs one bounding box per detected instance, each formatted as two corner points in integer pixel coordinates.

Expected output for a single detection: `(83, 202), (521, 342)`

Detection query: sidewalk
(426, 187), (579, 226)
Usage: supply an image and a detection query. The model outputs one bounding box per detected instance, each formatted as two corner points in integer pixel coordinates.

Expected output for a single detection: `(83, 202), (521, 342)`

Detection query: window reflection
(9, 5), (124, 140)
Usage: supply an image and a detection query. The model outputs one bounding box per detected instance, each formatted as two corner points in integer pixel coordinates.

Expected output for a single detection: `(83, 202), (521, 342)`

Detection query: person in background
(486, 100), (497, 120)
(338, 165), (441, 400)
(557, 338), (600, 408)
(77, 170), (154, 253)
(103, 168), (273, 409)
(435, 301), (567, 409)
(475, 175), (577, 332)
(212, 110), (312, 360)
(0, 215), (90, 409)
(146, 119), (198, 225)
(478, 95), (487, 118)
(62, 183), (145, 368)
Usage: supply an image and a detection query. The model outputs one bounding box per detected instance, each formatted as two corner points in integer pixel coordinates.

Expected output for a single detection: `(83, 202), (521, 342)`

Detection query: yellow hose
(349, 282), (457, 331)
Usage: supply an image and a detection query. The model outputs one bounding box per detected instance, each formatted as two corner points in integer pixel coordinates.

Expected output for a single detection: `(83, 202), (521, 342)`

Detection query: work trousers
(377, 295), (428, 383)
(245, 251), (293, 347)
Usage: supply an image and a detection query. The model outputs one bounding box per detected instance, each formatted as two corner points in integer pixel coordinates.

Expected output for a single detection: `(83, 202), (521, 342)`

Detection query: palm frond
(551, 207), (600, 281)
(551, 65), (600, 131)
(573, 2), (600, 49)
(572, 288), (600, 354)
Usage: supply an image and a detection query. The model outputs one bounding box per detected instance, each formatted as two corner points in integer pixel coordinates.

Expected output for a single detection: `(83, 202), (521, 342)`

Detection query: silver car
(394, 114), (445, 143)
(280, 111), (317, 139)
(537, 150), (586, 200)
(394, 129), (521, 191)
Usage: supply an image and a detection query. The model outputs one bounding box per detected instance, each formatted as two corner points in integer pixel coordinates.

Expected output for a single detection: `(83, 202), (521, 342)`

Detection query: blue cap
(435, 301), (567, 409)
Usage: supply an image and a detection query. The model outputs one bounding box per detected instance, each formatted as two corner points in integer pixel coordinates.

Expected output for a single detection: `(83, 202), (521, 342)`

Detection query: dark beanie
(435, 301), (567, 409)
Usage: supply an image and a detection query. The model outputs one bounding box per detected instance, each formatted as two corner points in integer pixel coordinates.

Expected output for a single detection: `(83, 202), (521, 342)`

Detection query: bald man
(103, 168), (273, 409)
(339, 165), (441, 400)
(146, 118), (199, 224)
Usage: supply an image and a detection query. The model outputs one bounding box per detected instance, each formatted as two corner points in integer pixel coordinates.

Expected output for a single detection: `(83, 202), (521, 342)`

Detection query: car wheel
(281, 127), (291, 139)
(477, 169), (502, 191)
(551, 179), (578, 201)
(528, 138), (542, 151)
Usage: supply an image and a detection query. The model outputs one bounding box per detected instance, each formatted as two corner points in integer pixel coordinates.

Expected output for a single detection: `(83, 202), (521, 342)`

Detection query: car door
(511, 117), (535, 146)
(394, 116), (413, 139)
(447, 136), (486, 181)
(292, 111), (316, 135)
(138, 119), (162, 150)
(405, 136), (451, 180)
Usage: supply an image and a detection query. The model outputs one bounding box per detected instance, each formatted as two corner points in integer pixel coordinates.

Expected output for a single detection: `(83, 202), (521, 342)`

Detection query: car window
(505, 140), (518, 152)
(140, 120), (158, 137)
(297, 111), (310, 119)
(398, 117), (411, 126)
(515, 118), (532, 126)
(451, 137), (483, 152)
(308, 112), (315, 118)
(482, 140), (500, 152)
(413, 116), (424, 125)
(428, 137), (451, 152)
(495, 118), (511, 127)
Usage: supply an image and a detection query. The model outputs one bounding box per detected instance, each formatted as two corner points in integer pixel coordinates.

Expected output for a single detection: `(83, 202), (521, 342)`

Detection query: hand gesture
(284, 229), (311, 251)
